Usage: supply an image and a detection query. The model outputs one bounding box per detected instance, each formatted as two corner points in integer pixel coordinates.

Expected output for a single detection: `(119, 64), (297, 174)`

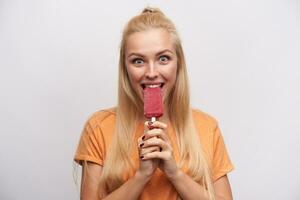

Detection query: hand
(141, 121), (179, 179)
(137, 122), (160, 179)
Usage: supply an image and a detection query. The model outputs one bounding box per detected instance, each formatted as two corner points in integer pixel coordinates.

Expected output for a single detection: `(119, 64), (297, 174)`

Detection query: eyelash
(131, 55), (170, 64)
(132, 58), (143, 64)
(159, 55), (170, 62)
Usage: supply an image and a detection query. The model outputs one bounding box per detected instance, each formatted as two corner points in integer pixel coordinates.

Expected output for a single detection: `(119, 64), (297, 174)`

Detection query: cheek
(125, 67), (135, 86)
(164, 64), (178, 83)
(126, 67), (143, 86)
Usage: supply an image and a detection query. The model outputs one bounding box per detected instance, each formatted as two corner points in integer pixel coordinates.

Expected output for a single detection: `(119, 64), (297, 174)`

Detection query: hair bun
(142, 7), (162, 14)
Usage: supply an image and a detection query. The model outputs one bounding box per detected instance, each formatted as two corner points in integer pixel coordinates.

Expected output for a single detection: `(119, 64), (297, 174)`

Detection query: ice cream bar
(143, 87), (163, 122)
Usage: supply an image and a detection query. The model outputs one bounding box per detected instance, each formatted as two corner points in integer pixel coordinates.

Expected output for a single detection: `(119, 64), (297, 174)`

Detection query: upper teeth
(146, 84), (161, 88)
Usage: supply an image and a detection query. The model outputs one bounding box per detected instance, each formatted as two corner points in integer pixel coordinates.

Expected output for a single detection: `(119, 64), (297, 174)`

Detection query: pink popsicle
(143, 87), (163, 121)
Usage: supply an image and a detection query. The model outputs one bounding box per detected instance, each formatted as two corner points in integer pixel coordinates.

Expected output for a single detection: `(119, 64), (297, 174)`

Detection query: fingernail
(148, 121), (153, 126)
(140, 143), (144, 147)
(140, 156), (144, 159)
(142, 135), (145, 140)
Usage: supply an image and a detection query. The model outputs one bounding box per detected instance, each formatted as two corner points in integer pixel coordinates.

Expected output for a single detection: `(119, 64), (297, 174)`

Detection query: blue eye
(132, 58), (144, 65)
(159, 55), (170, 63)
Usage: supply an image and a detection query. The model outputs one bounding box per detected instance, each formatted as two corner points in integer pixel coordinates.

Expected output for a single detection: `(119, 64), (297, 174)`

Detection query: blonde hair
(98, 7), (215, 199)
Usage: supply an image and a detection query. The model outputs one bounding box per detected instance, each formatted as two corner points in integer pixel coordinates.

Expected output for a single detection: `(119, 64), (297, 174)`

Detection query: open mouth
(141, 83), (164, 89)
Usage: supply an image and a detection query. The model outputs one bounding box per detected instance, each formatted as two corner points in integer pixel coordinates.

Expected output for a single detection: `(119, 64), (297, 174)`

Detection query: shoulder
(191, 109), (224, 164)
(191, 108), (218, 130)
(85, 107), (117, 129)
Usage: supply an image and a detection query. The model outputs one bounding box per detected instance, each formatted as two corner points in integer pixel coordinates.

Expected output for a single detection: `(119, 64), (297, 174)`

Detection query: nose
(145, 62), (159, 79)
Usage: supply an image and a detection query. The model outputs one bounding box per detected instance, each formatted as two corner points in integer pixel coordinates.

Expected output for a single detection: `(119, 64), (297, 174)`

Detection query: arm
(81, 127), (160, 200)
(213, 175), (233, 200)
(102, 172), (151, 200)
(80, 162), (105, 200)
(141, 121), (233, 200)
(80, 122), (162, 200)
(80, 162), (152, 200)
(169, 171), (233, 200)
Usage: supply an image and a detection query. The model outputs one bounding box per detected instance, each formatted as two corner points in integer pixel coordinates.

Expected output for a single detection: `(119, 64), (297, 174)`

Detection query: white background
(0, 0), (299, 199)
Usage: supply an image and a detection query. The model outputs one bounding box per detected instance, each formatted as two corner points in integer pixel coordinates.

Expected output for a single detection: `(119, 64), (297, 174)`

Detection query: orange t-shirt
(74, 108), (234, 199)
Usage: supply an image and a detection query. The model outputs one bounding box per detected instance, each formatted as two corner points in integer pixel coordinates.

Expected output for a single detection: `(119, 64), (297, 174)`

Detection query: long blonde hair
(99, 7), (215, 199)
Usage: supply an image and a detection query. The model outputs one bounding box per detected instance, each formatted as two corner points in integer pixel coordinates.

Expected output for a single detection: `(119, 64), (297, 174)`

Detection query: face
(125, 28), (178, 104)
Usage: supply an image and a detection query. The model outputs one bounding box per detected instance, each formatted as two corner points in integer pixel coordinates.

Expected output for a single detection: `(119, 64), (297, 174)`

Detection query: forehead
(125, 28), (175, 55)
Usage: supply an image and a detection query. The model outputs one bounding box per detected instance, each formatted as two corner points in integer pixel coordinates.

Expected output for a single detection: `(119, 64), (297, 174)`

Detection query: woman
(74, 7), (234, 200)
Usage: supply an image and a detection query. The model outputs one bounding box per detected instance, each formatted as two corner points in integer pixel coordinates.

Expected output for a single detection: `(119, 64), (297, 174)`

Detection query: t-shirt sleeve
(212, 123), (234, 182)
(74, 116), (104, 166)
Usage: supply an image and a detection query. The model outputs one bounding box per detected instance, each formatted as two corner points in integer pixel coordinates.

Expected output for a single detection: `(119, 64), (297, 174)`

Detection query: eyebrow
(127, 49), (174, 58)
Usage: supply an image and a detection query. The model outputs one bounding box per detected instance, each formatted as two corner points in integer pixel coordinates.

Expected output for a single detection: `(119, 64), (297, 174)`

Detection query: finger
(144, 120), (167, 130)
(140, 146), (160, 156)
(141, 151), (171, 160)
(142, 137), (171, 151)
(137, 136), (145, 150)
(144, 121), (154, 130)
(143, 128), (169, 142)
(138, 136), (142, 143)
(151, 121), (167, 130)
